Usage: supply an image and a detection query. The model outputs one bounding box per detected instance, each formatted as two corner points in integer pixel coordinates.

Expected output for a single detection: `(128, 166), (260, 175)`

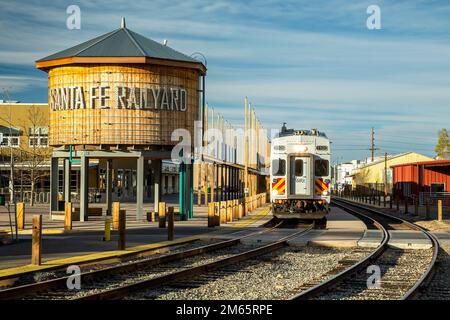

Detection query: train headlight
(322, 190), (329, 196)
(294, 145), (308, 153)
(272, 189), (279, 196)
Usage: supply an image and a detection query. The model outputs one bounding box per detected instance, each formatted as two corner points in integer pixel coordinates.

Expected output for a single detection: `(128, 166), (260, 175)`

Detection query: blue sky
(0, 0), (449, 163)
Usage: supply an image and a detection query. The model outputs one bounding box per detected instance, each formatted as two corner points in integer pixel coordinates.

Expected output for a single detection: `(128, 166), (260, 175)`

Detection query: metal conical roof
(36, 19), (205, 73)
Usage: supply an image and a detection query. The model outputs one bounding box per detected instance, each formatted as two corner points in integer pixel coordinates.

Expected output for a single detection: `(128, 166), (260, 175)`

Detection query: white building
(333, 160), (361, 191)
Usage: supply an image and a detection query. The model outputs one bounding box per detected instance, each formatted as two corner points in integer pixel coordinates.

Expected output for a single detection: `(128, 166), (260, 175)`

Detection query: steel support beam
(63, 159), (71, 203)
(106, 159), (112, 216)
(136, 156), (144, 221)
(80, 155), (89, 222)
(50, 157), (59, 217)
(188, 163), (194, 219)
(153, 160), (162, 215)
(179, 161), (186, 220)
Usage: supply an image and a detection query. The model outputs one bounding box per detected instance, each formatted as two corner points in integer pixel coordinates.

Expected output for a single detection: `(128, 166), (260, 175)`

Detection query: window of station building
(0, 133), (20, 148)
(294, 159), (304, 176)
(315, 159), (329, 176)
(28, 127), (48, 147)
(272, 159), (286, 176)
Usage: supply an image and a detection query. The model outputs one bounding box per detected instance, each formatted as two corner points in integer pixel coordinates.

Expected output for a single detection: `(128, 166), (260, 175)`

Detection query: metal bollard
(438, 200), (443, 222)
(404, 198), (409, 214)
(103, 216), (111, 241)
(208, 202), (215, 228)
(147, 211), (155, 222)
(158, 202), (166, 228)
(64, 202), (72, 231)
(226, 200), (233, 222)
(32, 215), (42, 265)
(16, 202), (25, 230)
(167, 206), (174, 241)
(112, 202), (120, 230)
(215, 202), (221, 226)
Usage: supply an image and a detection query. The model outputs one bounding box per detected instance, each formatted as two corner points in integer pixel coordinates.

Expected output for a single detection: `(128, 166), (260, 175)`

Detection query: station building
(350, 152), (433, 194)
(392, 160), (450, 205)
(0, 102), (181, 205)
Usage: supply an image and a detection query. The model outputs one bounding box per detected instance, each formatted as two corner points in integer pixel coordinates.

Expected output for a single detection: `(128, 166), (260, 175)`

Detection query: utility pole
(370, 127), (375, 162)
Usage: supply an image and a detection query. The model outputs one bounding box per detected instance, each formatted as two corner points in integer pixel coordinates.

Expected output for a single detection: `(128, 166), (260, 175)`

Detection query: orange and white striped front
(272, 178), (286, 195)
(315, 178), (329, 195)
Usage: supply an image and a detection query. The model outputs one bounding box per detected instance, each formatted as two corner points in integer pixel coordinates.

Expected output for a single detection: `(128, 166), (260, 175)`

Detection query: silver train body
(270, 126), (331, 220)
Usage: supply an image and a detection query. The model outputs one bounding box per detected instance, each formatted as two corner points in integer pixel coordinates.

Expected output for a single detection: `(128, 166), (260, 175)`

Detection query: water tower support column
(50, 157), (59, 217)
(80, 154), (89, 222)
(136, 155), (144, 221)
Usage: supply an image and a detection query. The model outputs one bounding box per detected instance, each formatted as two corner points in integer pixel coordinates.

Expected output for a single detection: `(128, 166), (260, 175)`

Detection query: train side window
(272, 159), (286, 176)
(295, 159), (303, 176)
(315, 159), (329, 176)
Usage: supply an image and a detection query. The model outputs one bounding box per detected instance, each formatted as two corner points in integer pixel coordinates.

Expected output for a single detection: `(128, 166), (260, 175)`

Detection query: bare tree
(18, 105), (50, 206)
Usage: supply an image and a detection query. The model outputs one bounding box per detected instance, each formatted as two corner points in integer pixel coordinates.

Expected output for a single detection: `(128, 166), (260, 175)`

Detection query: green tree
(435, 129), (450, 159)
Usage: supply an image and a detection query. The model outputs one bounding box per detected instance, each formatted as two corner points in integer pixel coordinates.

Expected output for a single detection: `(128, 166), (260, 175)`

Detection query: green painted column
(179, 161), (186, 220)
(189, 163), (194, 219)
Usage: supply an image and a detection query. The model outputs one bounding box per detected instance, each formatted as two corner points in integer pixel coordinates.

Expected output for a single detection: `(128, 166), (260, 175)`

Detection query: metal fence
(419, 192), (450, 206)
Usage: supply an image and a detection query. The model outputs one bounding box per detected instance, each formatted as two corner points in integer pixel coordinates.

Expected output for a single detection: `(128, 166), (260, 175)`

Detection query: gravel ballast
(130, 246), (372, 300)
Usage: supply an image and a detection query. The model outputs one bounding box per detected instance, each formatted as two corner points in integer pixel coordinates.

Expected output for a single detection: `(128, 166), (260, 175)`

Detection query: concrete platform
(287, 206), (433, 249)
(358, 230), (383, 248)
(433, 232), (450, 245)
(288, 206), (367, 248)
(388, 230), (432, 249)
(335, 197), (450, 245)
(213, 228), (304, 245)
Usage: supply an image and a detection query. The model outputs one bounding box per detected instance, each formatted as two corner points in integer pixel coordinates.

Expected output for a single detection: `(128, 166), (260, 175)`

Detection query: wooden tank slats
(48, 64), (199, 147)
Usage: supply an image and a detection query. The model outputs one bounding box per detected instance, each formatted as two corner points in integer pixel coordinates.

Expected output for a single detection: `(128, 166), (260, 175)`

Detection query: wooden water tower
(36, 18), (206, 221)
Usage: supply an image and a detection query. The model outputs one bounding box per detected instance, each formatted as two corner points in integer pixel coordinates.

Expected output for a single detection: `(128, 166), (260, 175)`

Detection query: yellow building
(351, 152), (433, 192)
(0, 102), (49, 150)
(0, 102), (51, 199)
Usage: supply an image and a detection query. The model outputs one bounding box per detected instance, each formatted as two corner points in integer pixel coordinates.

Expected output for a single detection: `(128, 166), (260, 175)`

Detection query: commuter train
(270, 124), (331, 223)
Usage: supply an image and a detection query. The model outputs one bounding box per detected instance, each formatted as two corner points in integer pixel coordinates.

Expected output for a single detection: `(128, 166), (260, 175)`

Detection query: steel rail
(335, 197), (440, 300)
(76, 224), (315, 300)
(0, 219), (284, 300)
(290, 199), (389, 300)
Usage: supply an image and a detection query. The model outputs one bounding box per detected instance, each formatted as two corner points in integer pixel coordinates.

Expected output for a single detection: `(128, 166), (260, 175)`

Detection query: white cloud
(0, 0), (447, 161)
(0, 75), (47, 93)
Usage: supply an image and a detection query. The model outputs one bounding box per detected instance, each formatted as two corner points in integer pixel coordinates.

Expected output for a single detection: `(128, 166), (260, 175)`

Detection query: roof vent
(121, 17), (126, 29)
(163, 39), (168, 46)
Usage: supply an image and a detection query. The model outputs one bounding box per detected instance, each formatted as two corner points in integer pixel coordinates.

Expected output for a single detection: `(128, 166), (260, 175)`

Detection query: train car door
(290, 156), (311, 196)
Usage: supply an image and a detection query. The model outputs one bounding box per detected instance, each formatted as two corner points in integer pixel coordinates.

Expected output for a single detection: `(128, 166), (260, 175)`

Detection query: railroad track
(0, 215), (275, 288)
(290, 197), (440, 300)
(0, 220), (313, 300)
